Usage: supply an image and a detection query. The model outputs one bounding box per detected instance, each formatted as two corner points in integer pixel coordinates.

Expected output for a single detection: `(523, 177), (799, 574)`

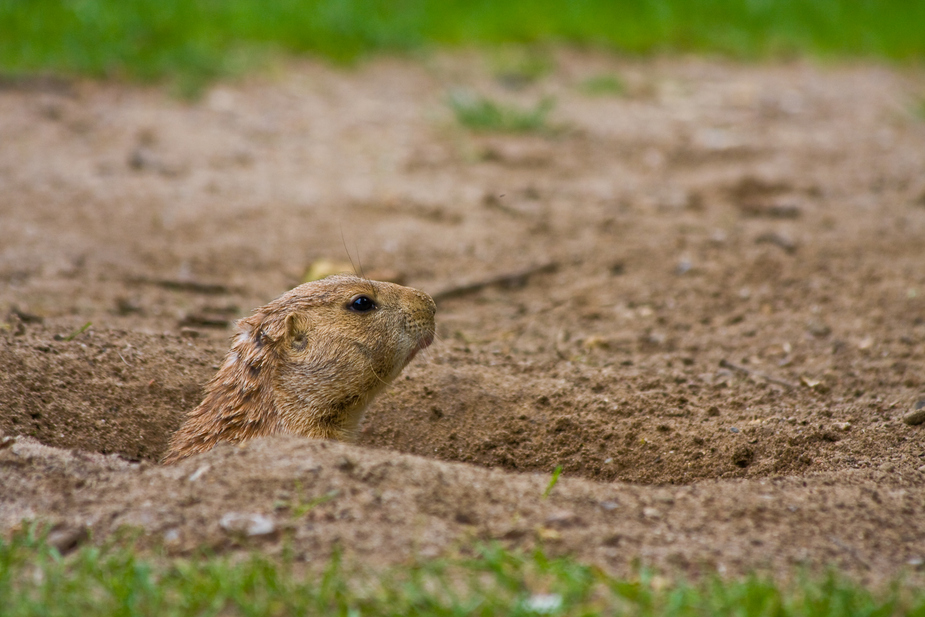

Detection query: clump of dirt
(1, 52), (924, 582)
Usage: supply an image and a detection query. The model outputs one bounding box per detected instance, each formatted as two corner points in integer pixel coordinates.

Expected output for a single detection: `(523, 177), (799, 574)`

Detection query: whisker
(366, 358), (390, 386)
(354, 239), (367, 281)
(340, 226), (359, 277)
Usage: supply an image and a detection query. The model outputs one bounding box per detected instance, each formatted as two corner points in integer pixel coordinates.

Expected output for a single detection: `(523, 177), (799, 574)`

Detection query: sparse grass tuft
(490, 46), (556, 89)
(448, 90), (555, 133)
(2, 526), (925, 616)
(579, 74), (626, 96)
(543, 465), (564, 497)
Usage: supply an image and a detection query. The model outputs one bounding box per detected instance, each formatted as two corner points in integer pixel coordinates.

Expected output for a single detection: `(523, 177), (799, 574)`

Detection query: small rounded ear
(284, 312), (311, 352)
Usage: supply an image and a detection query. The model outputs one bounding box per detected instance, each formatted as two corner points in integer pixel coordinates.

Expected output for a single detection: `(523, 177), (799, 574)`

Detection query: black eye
(348, 295), (377, 313)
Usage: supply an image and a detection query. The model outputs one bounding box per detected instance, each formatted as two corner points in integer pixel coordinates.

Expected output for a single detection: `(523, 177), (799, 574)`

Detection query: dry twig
(432, 261), (558, 303)
(719, 358), (797, 389)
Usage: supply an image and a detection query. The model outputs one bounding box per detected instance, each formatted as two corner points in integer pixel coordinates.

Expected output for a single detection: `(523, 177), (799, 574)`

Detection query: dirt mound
(2, 435), (922, 582)
(1, 52), (924, 581)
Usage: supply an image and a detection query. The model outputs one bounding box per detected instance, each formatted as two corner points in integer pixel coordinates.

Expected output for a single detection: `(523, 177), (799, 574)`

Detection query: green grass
(2, 527), (924, 616)
(489, 46), (556, 88)
(1, 0), (924, 94)
(579, 74), (627, 96)
(543, 465), (564, 497)
(448, 90), (555, 133)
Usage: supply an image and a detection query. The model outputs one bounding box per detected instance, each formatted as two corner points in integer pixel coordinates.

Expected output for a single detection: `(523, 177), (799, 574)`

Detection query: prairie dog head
(161, 275), (435, 464)
(255, 275), (436, 439)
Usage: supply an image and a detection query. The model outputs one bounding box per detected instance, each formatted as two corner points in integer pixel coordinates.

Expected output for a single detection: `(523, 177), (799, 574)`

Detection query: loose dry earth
(1, 52), (924, 583)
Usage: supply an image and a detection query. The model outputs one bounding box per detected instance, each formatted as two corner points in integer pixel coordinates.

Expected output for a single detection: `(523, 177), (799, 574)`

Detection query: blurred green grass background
(1, 0), (923, 89)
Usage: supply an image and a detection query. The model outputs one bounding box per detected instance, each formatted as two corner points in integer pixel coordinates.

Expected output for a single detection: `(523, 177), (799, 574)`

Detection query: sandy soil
(1, 51), (924, 583)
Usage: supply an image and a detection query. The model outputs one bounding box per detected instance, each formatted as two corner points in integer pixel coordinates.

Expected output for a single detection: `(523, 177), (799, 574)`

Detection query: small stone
(47, 525), (90, 555)
(642, 507), (661, 519)
(115, 297), (143, 315)
(335, 456), (355, 472)
(179, 327), (201, 339)
(219, 512), (276, 537)
(582, 335), (610, 350)
(800, 376), (822, 389)
(523, 593), (563, 614)
(806, 320), (831, 337)
(536, 527), (561, 541)
(600, 500), (619, 511)
(454, 512), (476, 525)
(128, 146), (159, 171)
(544, 510), (582, 528)
(10, 306), (43, 324)
(755, 231), (797, 253)
(729, 427), (740, 433)
(902, 403), (925, 426)
(739, 197), (801, 219)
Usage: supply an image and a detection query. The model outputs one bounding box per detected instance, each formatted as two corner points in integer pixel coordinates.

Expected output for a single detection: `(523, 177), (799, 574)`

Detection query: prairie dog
(162, 275), (435, 464)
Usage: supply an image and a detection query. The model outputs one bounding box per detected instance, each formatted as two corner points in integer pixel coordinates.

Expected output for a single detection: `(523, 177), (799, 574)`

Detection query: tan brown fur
(161, 275), (435, 465)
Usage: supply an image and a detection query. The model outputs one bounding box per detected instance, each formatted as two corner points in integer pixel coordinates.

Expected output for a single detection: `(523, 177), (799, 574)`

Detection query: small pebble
(806, 320), (831, 337)
(755, 230), (797, 253)
(128, 146), (159, 171)
(179, 327), (201, 339)
(902, 402), (925, 426)
(47, 525), (90, 555)
(335, 455), (355, 472)
(523, 594), (563, 614)
(729, 427), (740, 433)
(544, 510), (582, 528)
(219, 512), (276, 537)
